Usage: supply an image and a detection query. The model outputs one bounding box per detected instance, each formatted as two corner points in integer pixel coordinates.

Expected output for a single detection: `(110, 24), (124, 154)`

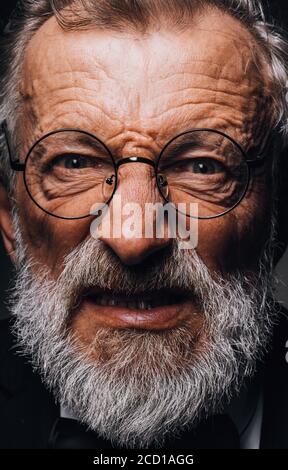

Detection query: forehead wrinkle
(19, 9), (272, 162)
(24, 65), (256, 125)
(193, 26), (256, 51)
(22, 11), (264, 91)
(21, 72), (266, 156)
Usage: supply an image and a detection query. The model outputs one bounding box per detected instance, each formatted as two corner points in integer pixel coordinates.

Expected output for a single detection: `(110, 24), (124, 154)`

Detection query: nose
(97, 161), (173, 265)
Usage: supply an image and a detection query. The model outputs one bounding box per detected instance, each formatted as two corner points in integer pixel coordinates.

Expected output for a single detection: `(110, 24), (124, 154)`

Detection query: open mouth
(85, 291), (185, 310)
(77, 288), (200, 330)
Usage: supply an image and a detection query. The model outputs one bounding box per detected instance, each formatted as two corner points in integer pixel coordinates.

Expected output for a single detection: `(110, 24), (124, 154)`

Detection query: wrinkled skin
(0, 8), (274, 341)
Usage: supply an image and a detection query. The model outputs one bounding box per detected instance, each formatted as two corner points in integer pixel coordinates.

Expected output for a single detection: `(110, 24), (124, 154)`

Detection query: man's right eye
(51, 154), (101, 170)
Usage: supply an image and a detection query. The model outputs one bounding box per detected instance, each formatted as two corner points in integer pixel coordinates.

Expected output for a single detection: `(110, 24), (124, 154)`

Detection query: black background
(0, 1), (287, 319)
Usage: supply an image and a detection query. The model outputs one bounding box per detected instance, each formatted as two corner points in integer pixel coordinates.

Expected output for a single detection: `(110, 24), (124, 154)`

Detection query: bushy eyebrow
(160, 132), (241, 161)
(26, 132), (111, 162)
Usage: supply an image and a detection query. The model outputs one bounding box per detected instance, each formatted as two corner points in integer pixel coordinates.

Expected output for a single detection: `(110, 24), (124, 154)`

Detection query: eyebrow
(161, 132), (238, 159)
(27, 133), (110, 162)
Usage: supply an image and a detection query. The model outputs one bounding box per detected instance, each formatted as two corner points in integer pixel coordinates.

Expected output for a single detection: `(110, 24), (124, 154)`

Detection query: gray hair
(0, 0), (288, 192)
(9, 210), (278, 448)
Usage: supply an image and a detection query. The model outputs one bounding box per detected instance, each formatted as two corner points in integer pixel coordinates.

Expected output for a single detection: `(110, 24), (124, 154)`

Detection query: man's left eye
(174, 158), (225, 175)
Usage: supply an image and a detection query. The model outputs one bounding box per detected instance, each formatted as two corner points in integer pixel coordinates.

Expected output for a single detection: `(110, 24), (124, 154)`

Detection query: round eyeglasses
(1, 121), (266, 220)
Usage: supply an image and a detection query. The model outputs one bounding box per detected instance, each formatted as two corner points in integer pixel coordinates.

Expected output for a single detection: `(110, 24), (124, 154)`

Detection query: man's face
(14, 9), (272, 341)
(1, 8), (276, 448)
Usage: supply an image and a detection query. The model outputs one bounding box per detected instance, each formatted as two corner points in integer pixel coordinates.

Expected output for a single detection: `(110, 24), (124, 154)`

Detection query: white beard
(9, 211), (277, 449)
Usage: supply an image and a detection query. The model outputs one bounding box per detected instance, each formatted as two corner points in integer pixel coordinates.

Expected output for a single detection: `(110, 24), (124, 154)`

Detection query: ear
(0, 183), (16, 264)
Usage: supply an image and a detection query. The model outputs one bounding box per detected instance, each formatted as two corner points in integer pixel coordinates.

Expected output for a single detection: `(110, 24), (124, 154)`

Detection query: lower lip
(80, 297), (198, 330)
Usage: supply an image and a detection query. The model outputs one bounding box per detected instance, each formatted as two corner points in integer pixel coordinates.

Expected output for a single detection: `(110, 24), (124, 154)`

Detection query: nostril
(99, 236), (173, 266)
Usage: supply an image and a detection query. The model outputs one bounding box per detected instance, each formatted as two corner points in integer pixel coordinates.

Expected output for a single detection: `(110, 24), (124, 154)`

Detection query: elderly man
(0, 0), (287, 450)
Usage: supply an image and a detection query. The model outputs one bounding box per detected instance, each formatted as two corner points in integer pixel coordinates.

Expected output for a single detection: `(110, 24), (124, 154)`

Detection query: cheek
(196, 215), (239, 274)
(15, 176), (91, 276)
(196, 178), (272, 274)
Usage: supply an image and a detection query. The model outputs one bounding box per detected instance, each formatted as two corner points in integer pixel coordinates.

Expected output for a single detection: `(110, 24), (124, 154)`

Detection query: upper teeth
(92, 294), (177, 310)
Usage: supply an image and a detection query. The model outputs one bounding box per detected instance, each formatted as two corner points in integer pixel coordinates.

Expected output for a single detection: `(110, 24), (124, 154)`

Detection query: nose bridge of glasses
(116, 156), (156, 169)
(115, 155), (157, 185)
(114, 155), (170, 201)
(112, 155), (166, 207)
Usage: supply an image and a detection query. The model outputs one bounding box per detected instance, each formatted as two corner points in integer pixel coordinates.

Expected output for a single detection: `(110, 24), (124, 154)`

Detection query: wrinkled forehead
(20, 7), (271, 151)
(23, 8), (266, 84)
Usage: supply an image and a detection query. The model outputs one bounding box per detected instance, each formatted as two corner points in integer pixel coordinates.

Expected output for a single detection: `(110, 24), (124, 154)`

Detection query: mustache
(56, 237), (211, 305)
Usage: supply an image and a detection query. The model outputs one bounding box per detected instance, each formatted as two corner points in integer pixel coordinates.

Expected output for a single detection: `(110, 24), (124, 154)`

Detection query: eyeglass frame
(0, 119), (267, 220)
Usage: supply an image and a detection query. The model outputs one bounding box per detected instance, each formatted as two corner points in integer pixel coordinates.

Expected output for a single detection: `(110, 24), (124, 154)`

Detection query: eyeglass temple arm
(0, 120), (25, 171)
